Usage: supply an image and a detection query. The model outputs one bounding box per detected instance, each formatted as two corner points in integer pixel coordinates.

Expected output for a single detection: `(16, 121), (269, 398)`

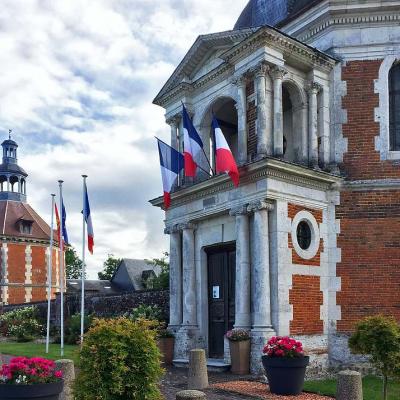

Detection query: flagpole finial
(8, 129), (12, 140)
(82, 174), (88, 178)
(51, 193), (56, 197)
(58, 180), (64, 184)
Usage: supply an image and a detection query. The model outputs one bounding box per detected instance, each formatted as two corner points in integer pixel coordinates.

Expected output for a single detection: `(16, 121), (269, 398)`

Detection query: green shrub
(74, 317), (163, 400)
(0, 307), (43, 342)
(349, 315), (400, 400)
(126, 304), (163, 322)
(65, 313), (94, 345)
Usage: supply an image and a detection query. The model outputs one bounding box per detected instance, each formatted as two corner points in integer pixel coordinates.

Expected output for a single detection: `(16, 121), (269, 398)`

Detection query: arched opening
(389, 62), (400, 151)
(201, 97), (238, 172)
(21, 178), (26, 194)
(282, 81), (307, 163)
(9, 176), (19, 192)
(0, 175), (7, 192)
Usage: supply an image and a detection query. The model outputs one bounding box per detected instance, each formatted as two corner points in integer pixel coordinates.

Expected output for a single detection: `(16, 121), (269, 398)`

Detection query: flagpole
(46, 194), (56, 354)
(58, 180), (64, 357)
(80, 175), (87, 347)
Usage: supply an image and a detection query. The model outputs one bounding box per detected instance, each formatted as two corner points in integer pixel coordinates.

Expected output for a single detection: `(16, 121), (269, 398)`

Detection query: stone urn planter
(0, 357), (64, 400)
(157, 329), (175, 365)
(226, 328), (251, 375)
(0, 380), (64, 400)
(262, 336), (309, 396)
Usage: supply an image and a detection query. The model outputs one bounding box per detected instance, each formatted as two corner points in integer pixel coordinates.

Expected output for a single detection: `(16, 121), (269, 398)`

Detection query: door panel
(208, 247), (236, 359)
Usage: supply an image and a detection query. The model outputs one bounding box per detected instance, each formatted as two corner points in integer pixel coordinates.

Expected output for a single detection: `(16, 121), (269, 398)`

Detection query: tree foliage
(97, 254), (122, 280)
(143, 252), (169, 290)
(65, 247), (84, 280)
(349, 315), (400, 400)
(74, 318), (163, 400)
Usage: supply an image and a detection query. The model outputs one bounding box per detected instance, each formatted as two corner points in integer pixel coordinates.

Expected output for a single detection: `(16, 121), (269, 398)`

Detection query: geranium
(226, 328), (250, 342)
(0, 357), (63, 385)
(263, 336), (304, 358)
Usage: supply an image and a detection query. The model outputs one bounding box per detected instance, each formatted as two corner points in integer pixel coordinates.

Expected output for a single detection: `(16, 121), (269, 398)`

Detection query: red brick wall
(341, 60), (400, 180)
(289, 275), (324, 335)
(246, 81), (257, 160)
(7, 244), (26, 304)
(288, 204), (322, 266)
(336, 189), (400, 332)
(31, 246), (47, 302)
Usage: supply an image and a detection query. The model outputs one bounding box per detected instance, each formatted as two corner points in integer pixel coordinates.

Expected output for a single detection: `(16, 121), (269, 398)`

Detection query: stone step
(173, 358), (231, 373)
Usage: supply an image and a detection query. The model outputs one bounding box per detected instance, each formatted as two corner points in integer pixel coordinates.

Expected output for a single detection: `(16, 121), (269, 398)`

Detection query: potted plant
(262, 336), (309, 395)
(157, 328), (175, 365)
(0, 356), (63, 400)
(226, 328), (251, 374)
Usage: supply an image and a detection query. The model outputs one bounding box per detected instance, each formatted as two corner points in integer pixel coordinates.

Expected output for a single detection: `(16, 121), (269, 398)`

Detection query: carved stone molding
(229, 204), (249, 217)
(231, 74), (248, 87)
(247, 199), (274, 213)
(166, 115), (181, 126)
(164, 224), (181, 235)
(271, 66), (287, 80)
(179, 222), (197, 231)
(253, 61), (271, 78)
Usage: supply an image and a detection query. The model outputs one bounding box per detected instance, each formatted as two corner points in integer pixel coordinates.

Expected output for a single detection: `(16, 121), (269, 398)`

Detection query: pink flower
(54, 371), (63, 378)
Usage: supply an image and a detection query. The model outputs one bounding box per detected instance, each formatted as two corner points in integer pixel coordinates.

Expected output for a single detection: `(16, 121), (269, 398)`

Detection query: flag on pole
(61, 201), (69, 245)
(182, 104), (203, 177)
(55, 202), (69, 245)
(157, 138), (184, 209)
(55, 203), (61, 244)
(83, 181), (94, 254)
(212, 116), (240, 187)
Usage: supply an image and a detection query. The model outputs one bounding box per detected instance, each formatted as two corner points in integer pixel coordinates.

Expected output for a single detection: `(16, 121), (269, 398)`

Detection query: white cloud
(0, 0), (246, 277)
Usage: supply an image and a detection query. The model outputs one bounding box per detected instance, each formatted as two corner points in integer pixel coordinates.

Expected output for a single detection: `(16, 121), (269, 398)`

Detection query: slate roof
(67, 280), (122, 295)
(234, 0), (324, 30)
(0, 200), (54, 240)
(0, 163), (28, 176)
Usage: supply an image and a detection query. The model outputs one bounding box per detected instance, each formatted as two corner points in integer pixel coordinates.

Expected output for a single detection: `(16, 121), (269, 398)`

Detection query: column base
(250, 328), (276, 375)
(174, 325), (201, 359)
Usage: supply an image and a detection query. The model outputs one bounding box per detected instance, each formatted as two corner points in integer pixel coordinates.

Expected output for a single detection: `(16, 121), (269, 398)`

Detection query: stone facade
(151, 1), (400, 374)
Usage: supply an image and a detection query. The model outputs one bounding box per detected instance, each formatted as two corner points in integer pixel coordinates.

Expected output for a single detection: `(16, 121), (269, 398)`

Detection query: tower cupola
(0, 132), (28, 202)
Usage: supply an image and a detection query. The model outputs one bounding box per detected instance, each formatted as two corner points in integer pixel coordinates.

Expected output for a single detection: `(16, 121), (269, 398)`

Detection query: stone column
(230, 205), (251, 330)
(181, 222), (197, 328)
(271, 67), (287, 157)
(167, 116), (180, 151)
(307, 81), (321, 168)
(165, 224), (182, 332)
(254, 62), (273, 157)
(6, 177), (10, 192)
(233, 75), (248, 165)
(247, 199), (276, 374)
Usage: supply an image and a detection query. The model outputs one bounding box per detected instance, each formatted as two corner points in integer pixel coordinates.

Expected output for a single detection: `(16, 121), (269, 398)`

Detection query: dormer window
(17, 218), (34, 235)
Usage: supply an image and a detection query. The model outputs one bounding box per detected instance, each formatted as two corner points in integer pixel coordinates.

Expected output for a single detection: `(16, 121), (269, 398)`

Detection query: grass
(0, 341), (80, 364)
(304, 376), (400, 400)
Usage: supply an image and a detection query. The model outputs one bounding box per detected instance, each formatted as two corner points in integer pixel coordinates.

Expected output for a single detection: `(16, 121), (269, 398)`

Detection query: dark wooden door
(207, 246), (236, 359)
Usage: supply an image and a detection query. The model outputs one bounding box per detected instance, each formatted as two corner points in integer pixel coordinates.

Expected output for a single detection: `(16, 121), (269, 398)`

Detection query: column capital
(271, 66), (287, 80)
(164, 224), (180, 235)
(229, 204), (249, 217)
(166, 115), (181, 126)
(231, 74), (249, 87)
(306, 81), (322, 95)
(247, 199), (274, 213)
(179, 221), (197, 231)
(253, 61), (270, 78)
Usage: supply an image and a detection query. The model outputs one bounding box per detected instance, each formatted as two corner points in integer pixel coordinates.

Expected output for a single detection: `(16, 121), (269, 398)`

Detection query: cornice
(0, 236), (58, 246)
(150, 158), (342, 210)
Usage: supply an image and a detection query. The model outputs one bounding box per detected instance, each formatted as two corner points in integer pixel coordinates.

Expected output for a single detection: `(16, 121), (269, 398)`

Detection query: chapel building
(0, 136), (61, 305)
(151, 0), (400, 374)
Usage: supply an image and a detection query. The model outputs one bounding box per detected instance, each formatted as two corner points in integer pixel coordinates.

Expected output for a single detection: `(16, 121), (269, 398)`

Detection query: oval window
(296, 221), (312, 250)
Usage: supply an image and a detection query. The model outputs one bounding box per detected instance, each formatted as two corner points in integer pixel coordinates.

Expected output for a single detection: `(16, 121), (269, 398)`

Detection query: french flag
(182, 105), (203, 177)
(212, 116), (240, 187)
(83, 181), (94, 254)
(157, 138), (184, 209)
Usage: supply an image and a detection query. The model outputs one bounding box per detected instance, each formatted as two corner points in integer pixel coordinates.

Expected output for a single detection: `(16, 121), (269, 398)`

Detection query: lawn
(0, 341), (80, 364)
(304, 376), (400, 400)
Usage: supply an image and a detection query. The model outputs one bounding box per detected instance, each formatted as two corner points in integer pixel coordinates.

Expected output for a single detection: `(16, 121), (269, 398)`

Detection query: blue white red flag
(182, 105), (203, 177)
(83, 181), (94, 254)
(157, 138), (184, 209)
(212, 116), (239, 187)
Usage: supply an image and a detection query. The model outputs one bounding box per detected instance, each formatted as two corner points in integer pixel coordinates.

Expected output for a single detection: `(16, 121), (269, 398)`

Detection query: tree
(143, 252), (169, 290)
(349, 315), (400, 400)
(65, 247), (84, 279)
(98, 254), (121, 280)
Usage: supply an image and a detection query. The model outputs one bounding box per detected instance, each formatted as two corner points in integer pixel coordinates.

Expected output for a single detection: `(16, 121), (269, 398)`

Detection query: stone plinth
(336, 370), (363, 400)
(187, 349), (208, 390)
(56, 359), (75, 400)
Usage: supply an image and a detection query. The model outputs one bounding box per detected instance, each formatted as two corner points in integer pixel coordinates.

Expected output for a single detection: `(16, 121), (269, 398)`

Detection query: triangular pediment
(153, 28), (257, 105)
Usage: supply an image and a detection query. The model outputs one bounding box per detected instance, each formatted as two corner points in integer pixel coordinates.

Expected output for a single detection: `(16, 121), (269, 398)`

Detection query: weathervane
(8, 129), (12, 140)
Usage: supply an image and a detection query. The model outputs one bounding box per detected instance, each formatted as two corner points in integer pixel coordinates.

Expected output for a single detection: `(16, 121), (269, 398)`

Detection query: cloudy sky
(0, 0), (247, 278)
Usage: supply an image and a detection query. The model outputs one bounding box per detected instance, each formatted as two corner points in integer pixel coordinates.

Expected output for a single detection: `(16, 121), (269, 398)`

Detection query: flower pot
(157, 337), (175, 365)
(0, 380), (64, 400)
(262, 355), (309, 395)
(229, 339), (250, 375)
